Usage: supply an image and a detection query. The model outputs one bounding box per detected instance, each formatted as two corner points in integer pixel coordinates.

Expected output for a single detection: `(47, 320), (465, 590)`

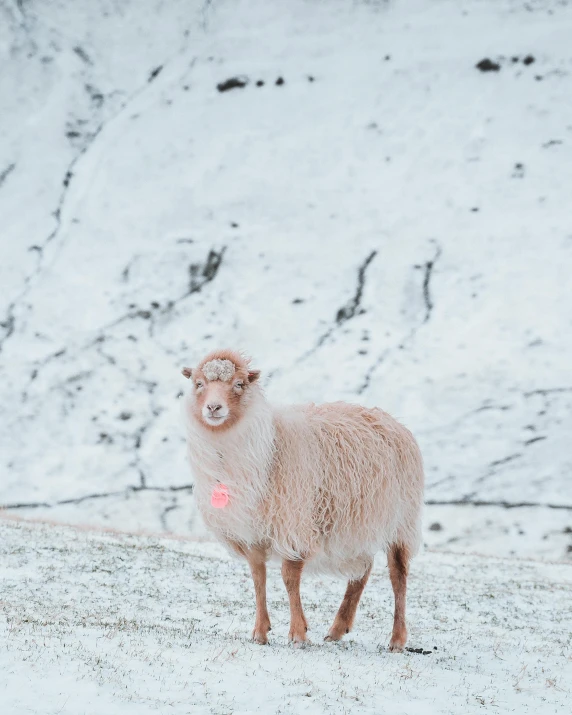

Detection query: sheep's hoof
(324, 632), (342, 642)
(388, 638), (406, 653)
(288, 632), (308, 646)
(324, 624), (349, 642)
(252, 630), (269, 645)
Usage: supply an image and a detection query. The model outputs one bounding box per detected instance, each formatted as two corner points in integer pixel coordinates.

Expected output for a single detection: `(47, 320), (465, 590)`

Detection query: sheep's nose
(206, 403), (223, 415)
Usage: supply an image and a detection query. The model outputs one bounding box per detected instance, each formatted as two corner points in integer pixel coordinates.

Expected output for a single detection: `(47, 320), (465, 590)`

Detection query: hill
(1, 0), (571, 558)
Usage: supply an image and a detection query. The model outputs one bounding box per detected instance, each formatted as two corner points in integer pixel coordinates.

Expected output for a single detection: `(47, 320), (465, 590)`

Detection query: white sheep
(182, 349), (424, 650)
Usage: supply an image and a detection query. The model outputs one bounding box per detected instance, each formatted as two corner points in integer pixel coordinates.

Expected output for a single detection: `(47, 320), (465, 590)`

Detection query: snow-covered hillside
(1, 0), (571, 558)
(2, 517), (571, 714)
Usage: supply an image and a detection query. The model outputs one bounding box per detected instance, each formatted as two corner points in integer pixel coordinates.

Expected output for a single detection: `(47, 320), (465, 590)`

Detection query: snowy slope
(2, 517), (571, 715)
(1, 0), (571, 557)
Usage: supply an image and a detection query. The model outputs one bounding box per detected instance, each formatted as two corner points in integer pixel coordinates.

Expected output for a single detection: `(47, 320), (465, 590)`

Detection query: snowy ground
(1, 0), (572, 558)
(2, 516), (571, 715)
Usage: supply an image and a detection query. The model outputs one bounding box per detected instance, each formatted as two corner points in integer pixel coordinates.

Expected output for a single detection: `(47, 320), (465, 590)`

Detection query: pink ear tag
(211, 484), (229, 509)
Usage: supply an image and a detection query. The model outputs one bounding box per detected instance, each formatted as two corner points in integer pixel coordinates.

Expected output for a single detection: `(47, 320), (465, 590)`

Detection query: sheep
(181, 349), (424, 651)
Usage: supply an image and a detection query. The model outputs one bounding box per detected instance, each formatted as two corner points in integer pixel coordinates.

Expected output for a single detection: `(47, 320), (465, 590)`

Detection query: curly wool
(184, 384), (424, 580)
(202, 359), (236, 382)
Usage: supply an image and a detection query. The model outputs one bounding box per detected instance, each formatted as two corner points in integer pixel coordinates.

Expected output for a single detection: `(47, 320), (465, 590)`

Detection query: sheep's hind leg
(325, 563), (372, 641)
(387, 543), (410, 652)
(281, 559), (308, 644)
(245, 547), (271, 644)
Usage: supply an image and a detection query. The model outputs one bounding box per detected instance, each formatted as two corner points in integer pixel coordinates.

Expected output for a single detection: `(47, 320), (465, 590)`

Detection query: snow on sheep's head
(181, 350), (260, 430)
(202, 359), (235, 382)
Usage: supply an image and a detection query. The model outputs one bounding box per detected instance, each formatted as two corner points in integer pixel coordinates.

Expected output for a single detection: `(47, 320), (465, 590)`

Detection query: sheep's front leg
(246, 548), (271, 644)
(281, 559), (308, 643)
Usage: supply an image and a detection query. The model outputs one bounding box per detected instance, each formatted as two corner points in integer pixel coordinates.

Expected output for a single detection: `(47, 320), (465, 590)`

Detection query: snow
(2, 516), (571, 714)
(3, 1), (572, 710)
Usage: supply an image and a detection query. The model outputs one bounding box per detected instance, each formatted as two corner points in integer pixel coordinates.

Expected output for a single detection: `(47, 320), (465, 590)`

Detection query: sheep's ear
(248, 370), (260, 383)
(181, 367), (193, 379)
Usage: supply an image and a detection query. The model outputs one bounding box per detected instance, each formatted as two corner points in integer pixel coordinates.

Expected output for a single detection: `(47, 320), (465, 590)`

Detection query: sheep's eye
(195, 381), (204, 390)
(234, 381), (245, 390)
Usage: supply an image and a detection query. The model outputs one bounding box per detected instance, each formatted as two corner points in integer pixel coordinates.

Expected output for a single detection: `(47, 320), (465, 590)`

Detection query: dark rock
(275, 76), (285, 86)
(73, 46), (92, 64)
(523, 54), (535, 66)
(429, 522), (442, 531)
(217, 76), (249, 92)
(189, 248), (226, 293)
(148, 65), (163, 82)
(476, 58), (500, 72)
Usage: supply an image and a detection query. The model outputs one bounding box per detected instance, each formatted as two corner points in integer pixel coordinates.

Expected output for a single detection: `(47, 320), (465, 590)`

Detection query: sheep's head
(182, 350), (260, 431)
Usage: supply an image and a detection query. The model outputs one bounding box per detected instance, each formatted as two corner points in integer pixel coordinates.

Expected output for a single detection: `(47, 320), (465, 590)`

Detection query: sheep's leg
(324, 564), (372, 641)
(387, 543), (409, 652)
(245, 548), (271, 645)
(281, 559), (308, 643)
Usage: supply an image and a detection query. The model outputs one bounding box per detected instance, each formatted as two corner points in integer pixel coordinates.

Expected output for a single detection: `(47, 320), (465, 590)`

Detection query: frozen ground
(2, 516), (571, 715)
(1, 0), (572, 559)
